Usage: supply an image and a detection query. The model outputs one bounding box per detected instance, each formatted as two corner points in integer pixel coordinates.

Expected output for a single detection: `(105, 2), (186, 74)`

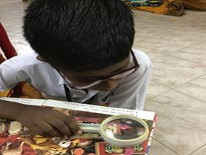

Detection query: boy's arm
(0, 99), (80, 136)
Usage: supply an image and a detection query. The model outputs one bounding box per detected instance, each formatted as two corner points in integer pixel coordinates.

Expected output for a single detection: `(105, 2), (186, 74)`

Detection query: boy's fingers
(64, 116), (81, 134)
(54, 111), (81, 134)
(40, 122), (62, 137)
(46, 116), (72, 136)
(29, 125), (57, 137)
(30, 128), (44, 135)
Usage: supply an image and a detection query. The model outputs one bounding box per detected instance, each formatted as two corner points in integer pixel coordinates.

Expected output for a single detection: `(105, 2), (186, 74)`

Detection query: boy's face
(59, 56), (130, 91)
(57, 50), (139, 91)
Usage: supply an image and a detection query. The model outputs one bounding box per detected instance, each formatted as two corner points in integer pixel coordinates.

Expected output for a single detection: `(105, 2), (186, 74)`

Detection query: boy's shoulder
(1, 53), (48, 69)
(132, 49), (151, 66)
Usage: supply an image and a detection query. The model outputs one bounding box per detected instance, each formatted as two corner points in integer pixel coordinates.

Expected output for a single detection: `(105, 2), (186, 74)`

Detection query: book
(0, 97), (157, 155)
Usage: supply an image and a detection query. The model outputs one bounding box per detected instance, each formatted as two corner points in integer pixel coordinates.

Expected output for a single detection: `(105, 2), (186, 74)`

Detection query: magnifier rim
(100, 115), (149, 147)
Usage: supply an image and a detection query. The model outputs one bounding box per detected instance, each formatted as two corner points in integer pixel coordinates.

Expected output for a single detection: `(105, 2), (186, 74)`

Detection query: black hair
(24, 0), (134, 72)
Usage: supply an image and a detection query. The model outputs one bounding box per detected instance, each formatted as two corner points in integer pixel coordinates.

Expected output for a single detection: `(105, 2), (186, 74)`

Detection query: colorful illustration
(95, 142), (147, 155)
(104, 118), (146, 140)
(0, 108), (156, 155)
(123, 0), (163, 7)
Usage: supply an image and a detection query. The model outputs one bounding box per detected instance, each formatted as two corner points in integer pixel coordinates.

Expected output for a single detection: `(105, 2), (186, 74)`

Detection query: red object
(0, 22), (17, 59)
(22, 144), (37, 155)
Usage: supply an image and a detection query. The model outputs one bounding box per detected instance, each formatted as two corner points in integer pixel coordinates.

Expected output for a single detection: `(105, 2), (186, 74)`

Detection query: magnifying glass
(78, 115), (149, 147)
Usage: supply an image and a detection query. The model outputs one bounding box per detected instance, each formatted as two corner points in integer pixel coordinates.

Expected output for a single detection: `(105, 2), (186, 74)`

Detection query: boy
(0, 0), (152, 137)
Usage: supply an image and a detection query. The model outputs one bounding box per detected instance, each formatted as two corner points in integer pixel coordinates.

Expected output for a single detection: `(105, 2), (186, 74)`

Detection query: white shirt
(0, 49), (152, 110)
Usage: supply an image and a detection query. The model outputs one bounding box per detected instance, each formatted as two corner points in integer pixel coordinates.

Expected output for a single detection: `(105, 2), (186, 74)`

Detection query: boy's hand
(16, 106), (80, 137)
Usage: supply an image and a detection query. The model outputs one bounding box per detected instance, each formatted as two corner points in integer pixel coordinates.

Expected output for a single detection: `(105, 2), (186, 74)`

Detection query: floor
(0, 0), (206, 155)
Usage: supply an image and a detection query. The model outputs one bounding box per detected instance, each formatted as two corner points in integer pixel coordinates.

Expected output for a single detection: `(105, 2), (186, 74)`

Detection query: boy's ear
(37, 56), (47, 62)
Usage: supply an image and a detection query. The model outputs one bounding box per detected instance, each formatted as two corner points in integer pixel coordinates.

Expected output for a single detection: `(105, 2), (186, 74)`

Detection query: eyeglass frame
(56, 50), (139, 89)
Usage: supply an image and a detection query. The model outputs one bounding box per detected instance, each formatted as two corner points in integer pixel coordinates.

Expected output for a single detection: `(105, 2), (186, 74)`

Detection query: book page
(0, 97), (156, 155)
(0, 97), (46, 106)
(0, 97), (155, 120)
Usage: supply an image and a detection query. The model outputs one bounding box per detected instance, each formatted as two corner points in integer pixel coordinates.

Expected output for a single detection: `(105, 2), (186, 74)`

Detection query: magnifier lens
(103, 118), (145, 140)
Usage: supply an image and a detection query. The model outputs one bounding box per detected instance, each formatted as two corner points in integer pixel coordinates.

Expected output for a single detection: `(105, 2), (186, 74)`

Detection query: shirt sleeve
(107, 51), (152, 110)
(0, 59), (28, 91)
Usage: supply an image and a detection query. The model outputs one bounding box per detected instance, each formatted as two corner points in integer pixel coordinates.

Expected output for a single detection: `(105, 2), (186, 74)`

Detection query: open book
(0, 97), (157, 155)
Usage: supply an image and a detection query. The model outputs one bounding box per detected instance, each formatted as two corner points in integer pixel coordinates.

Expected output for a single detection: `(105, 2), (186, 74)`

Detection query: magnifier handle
(78, 123), (100, 133)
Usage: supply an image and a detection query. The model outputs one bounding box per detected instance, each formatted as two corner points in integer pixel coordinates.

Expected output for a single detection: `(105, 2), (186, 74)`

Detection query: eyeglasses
(57, 50), (139, 89)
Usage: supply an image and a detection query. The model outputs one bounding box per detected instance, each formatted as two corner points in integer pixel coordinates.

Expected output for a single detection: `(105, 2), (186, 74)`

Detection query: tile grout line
(158, 44), (194, 55)
(166, 45), (193, 52)
(166, 52), (206, 66)
(175, 89), (206, 104)
(187, 143), (206, 155)
(146, 74), (206, 155)
(160, 42), (206, 65)
(163, 45), (206, 66)
(147, 74), (206, 101)
(153, 138), (180, 155)
(146, 88), (172, 101)
(169, 74), (206, 90)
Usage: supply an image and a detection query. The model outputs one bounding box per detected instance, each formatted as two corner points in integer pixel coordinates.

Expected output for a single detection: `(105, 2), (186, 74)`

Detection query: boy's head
(24, 0), (135, 91)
